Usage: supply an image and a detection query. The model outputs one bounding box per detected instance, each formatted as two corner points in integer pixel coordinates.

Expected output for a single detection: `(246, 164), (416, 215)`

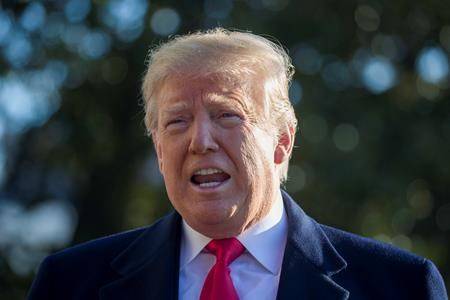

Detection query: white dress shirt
(178, 193), (288, 300)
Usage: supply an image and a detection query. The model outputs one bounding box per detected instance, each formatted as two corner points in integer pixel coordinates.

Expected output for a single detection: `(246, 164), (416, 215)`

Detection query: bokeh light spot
(21, 200), (78, 249)
(409, 189), (433, 219)
(293, 44), (323, 75)
(373, 233), (392, 244)
(20, 2), (46, 32)
(0, 10), (13, 45)
(321, 60), (352, 91)
(2, 30), (33, 69)
(289, 80), (303, 105)
(416, 47), (449, 84)
(44, 60), (69, 89)
(0, 72), (62, 133)
(79, 30), (111, 59)
(355, 5), (380, 32)
(41, 13), (65, 46)
(204, 0), (233, 19)
(407, 179), (434, 220)
(0, 199), (78, 276)
(392, 234), (412, 251)
(0, 75), (36, 129)
(62, 24), (89, 53)
(150, 8), (181, 36)
(101, 0), (148, 42)
(333, 123), (359, 151)
(371, 34), (405, 61)
(64, 0), (91, 23)
(361, 56), (397, 94)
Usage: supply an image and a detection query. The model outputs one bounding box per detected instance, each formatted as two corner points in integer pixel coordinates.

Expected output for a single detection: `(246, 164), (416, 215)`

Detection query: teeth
(199, 181), (222, 188)
(194, 168), (224, 175)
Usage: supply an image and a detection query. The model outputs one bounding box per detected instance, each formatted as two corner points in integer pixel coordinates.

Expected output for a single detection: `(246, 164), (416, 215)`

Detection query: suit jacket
(28, 191), (447, 300)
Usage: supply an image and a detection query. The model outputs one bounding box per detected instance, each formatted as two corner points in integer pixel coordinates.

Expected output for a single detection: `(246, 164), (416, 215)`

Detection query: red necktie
(200, 238), (245, 300)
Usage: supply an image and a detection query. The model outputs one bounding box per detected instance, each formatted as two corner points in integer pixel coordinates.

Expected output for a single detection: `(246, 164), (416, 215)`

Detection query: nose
(189, 116), (219, 154)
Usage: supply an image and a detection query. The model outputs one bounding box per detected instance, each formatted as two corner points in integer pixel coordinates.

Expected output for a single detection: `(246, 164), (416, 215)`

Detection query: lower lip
(189, 178), (231, 192)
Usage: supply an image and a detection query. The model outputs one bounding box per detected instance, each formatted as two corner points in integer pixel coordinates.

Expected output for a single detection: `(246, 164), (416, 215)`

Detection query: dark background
(1, 0), (449, 298)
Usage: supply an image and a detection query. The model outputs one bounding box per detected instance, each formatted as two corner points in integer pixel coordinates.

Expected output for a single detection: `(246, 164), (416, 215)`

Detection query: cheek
(159, 140), (185, 181)
(240, 136), (258, 179)
(239, 127), (272, 180)
(248, 132), (278, 187)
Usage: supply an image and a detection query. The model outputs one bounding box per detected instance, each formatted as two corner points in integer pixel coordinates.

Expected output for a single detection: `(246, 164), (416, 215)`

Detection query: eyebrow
(160, 102), (190, 117)
(208, 92), (247, 112)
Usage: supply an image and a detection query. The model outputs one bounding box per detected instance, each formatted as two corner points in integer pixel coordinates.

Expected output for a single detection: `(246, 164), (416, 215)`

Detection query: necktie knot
(200, 238), (245, 300)
(206, 238), (245, 266)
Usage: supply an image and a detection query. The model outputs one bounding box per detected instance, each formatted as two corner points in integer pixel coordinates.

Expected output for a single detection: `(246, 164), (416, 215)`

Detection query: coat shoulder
(320, 224), (447, 299)
(28, 213), (178, 300)
(320, 224), (425, 266)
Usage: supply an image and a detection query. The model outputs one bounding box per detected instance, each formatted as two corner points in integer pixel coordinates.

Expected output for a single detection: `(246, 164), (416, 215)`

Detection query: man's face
(152, 75), (286, 238)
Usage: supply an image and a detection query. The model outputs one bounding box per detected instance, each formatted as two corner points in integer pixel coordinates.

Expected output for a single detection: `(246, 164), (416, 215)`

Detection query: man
(28, 28), (447, 300)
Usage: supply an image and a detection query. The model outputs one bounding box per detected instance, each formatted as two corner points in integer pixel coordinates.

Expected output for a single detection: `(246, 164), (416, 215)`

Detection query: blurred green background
(1, 0), (449, 298)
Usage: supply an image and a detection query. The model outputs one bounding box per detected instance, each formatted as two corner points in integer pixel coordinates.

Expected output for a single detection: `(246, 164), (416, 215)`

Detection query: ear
(274, 125), (295, 165)
(151, 131), (164, 173)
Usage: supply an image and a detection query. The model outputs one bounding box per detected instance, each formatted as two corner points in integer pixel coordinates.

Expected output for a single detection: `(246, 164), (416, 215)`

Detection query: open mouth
(190, 168), (231, 188)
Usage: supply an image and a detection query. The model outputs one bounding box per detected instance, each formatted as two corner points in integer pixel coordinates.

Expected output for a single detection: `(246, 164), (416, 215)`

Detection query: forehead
(157, 74), (262, 113)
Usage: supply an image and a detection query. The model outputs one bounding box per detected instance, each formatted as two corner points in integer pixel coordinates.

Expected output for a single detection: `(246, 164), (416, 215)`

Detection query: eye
(219, 112), (240, 119)
(166, 118), (186, 128)
(217, 111), (243, 128)
(168, 119), (183, 125)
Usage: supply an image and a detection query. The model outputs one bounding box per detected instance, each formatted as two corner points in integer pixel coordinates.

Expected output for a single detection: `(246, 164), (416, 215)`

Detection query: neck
(189, 188), (282, 239)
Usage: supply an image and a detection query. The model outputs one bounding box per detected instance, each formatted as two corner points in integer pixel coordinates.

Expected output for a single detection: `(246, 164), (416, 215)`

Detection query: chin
(189, 205), (234, 226)
(198, 206), (234, 223)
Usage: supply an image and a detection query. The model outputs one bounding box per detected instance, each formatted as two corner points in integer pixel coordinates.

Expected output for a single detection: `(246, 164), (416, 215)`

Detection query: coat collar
(277, 190), (349, 299)
(99, 211), (182, 300)
(99, 190), (349, 300)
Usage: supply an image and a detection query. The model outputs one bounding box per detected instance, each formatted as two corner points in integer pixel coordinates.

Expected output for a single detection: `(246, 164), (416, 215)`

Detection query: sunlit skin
(152, 75), (293, 238)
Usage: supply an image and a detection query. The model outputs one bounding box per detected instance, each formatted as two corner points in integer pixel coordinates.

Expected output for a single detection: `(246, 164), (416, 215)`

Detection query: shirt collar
(236, 191), (287, 275)
(180, 190), (288, 275)
(180, 219), (211, 270)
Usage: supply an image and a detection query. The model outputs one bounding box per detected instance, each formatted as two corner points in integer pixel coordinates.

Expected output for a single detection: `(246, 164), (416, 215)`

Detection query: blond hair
(142, 28), (297, 182)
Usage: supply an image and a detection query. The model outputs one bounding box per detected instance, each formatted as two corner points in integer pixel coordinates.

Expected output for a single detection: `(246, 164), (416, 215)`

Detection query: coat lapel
(99, 212), (182, 300)
(277, 191), (349, 300)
